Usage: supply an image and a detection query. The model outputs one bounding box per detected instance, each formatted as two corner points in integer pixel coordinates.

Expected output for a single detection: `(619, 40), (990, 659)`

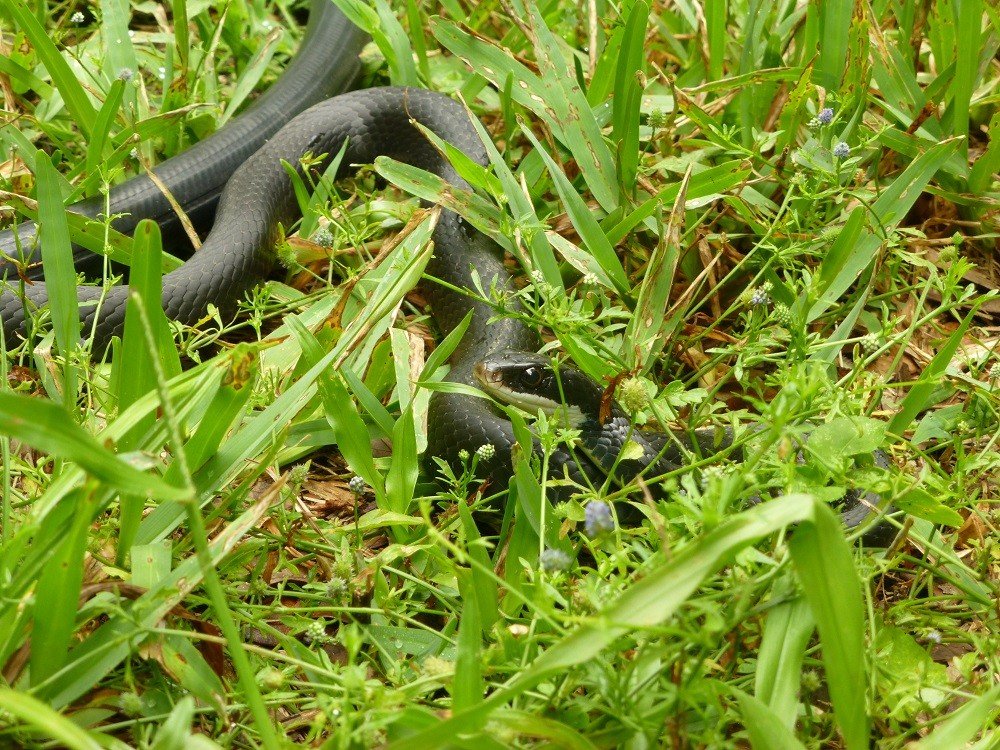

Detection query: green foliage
(0, 0), (998, 747)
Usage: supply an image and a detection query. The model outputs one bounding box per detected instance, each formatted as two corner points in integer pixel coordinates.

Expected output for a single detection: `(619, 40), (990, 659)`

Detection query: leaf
(889, 303), (981, 435)
(330, 0), (419, 85)
(84, 78), (126, 178)
(806, 416), (885, 462)
(0, 688), (104, 750)
(816, 0), (853, 90)
(30, 486), (95, 686)
(0, 392), (187, 501)
(452, 570), (485, 713)
(612, 1), (648, 192)
(733, 688), (808, 750)
(789, 502), (869, 750)
(35, 149), (79, 361)
(115, 220), (180, 558)
(910, 685), (1000, 750)
(895, 487), (963, 527)
(0, 0), (98, 137)
(808, 138), (963, 321)
(754, 594), (815, 726)
(220, 28), (282, 125)
(387, 494), (817, 749)
(521, 127), (628, 293)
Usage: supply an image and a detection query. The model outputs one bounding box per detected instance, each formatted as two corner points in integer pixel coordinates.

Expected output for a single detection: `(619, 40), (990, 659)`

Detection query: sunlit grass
(0, 0), (998, 748)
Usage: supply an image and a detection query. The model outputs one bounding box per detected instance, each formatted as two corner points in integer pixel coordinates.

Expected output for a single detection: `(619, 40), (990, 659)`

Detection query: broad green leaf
(734, 688), (808, 750)
(895, 487), (963, 527)
(911, 685), (1000, 750)
(0, 688), (104, 749)
(754, 594), (815, 726)
(806, 417), (885, 462)
(789, 502), (868, 750)
(0, 392), (186, 501)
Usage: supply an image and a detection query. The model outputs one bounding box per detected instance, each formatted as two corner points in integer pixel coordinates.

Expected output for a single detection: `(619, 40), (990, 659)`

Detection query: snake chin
(474, 351), (605, 419)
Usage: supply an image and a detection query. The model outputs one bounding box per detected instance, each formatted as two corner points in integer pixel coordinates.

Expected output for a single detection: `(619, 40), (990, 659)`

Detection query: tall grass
(0, 0), (997, 747)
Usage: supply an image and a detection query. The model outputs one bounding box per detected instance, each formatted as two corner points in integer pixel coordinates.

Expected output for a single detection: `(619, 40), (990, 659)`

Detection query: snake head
(473, 351), (604, 427)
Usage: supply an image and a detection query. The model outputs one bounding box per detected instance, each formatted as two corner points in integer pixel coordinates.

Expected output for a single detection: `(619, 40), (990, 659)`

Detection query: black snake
(0, 3), (890, 539)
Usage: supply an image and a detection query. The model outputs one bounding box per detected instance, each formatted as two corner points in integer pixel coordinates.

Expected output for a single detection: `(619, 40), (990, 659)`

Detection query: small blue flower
(540, 548), (571, 572)
(311, 226), (334, 248)
(817, 107), (834, 125)
(584, 501), (615, 537)
(749, 287), (770, 307)
(833, 141), (850, 159)
(348, 476), (367, 495)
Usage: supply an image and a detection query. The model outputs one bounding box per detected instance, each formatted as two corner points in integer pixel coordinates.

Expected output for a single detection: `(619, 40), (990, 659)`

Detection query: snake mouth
(473, 361), (504, 389)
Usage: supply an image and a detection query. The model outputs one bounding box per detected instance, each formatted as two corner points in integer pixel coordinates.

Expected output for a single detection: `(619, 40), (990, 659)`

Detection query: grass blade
(30, 486), (94, 685)
(754, 594), (815, 726)
(114, 220), (180, 558)
(388, 494), (816, 748)
(911, 685), (1000, 750)
(521, 127), (628, 293)
(0, 688), (104, 750)
(789, 502), (868, 750)
(888, 302), (982, 436)
(612, 1), (648, 193)
(35, 149), (78, 385)
(733, 688), (808, 750)
(0, 392), (186, 501)
(0, 0), (97, 137)
(808, 137), (963, 321)
(815, 0), (852, 90)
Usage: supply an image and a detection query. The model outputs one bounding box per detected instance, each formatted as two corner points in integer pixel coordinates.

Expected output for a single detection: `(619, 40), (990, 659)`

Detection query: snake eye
(522, 367), (542, 387)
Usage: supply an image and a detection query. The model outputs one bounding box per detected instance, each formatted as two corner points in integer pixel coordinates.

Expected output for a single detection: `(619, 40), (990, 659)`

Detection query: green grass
(1, 0), (999, 747)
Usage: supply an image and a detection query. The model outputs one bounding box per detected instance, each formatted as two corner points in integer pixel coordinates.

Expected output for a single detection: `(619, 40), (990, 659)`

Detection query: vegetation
(0, 0), (998, 747)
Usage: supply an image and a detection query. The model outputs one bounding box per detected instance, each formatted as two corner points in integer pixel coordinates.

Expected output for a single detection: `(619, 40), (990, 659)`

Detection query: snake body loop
(0, 0), (367, 281)
(0, 34), (891, 537)
(1, 88), (535, 479)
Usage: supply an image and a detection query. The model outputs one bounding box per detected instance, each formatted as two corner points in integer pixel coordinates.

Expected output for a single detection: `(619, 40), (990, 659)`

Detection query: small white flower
(540, 548), (571, 572)
(71, 10), (85, 23)
(476, 443), (496, 460)
(860, 332), (881, 354)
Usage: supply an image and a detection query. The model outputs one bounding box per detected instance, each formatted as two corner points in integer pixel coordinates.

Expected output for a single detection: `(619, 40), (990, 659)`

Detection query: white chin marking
(484, 386), (587, 428)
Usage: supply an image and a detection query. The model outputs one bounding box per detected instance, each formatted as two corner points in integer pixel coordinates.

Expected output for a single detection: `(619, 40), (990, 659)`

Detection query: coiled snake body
(0, 13), (889, 537)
